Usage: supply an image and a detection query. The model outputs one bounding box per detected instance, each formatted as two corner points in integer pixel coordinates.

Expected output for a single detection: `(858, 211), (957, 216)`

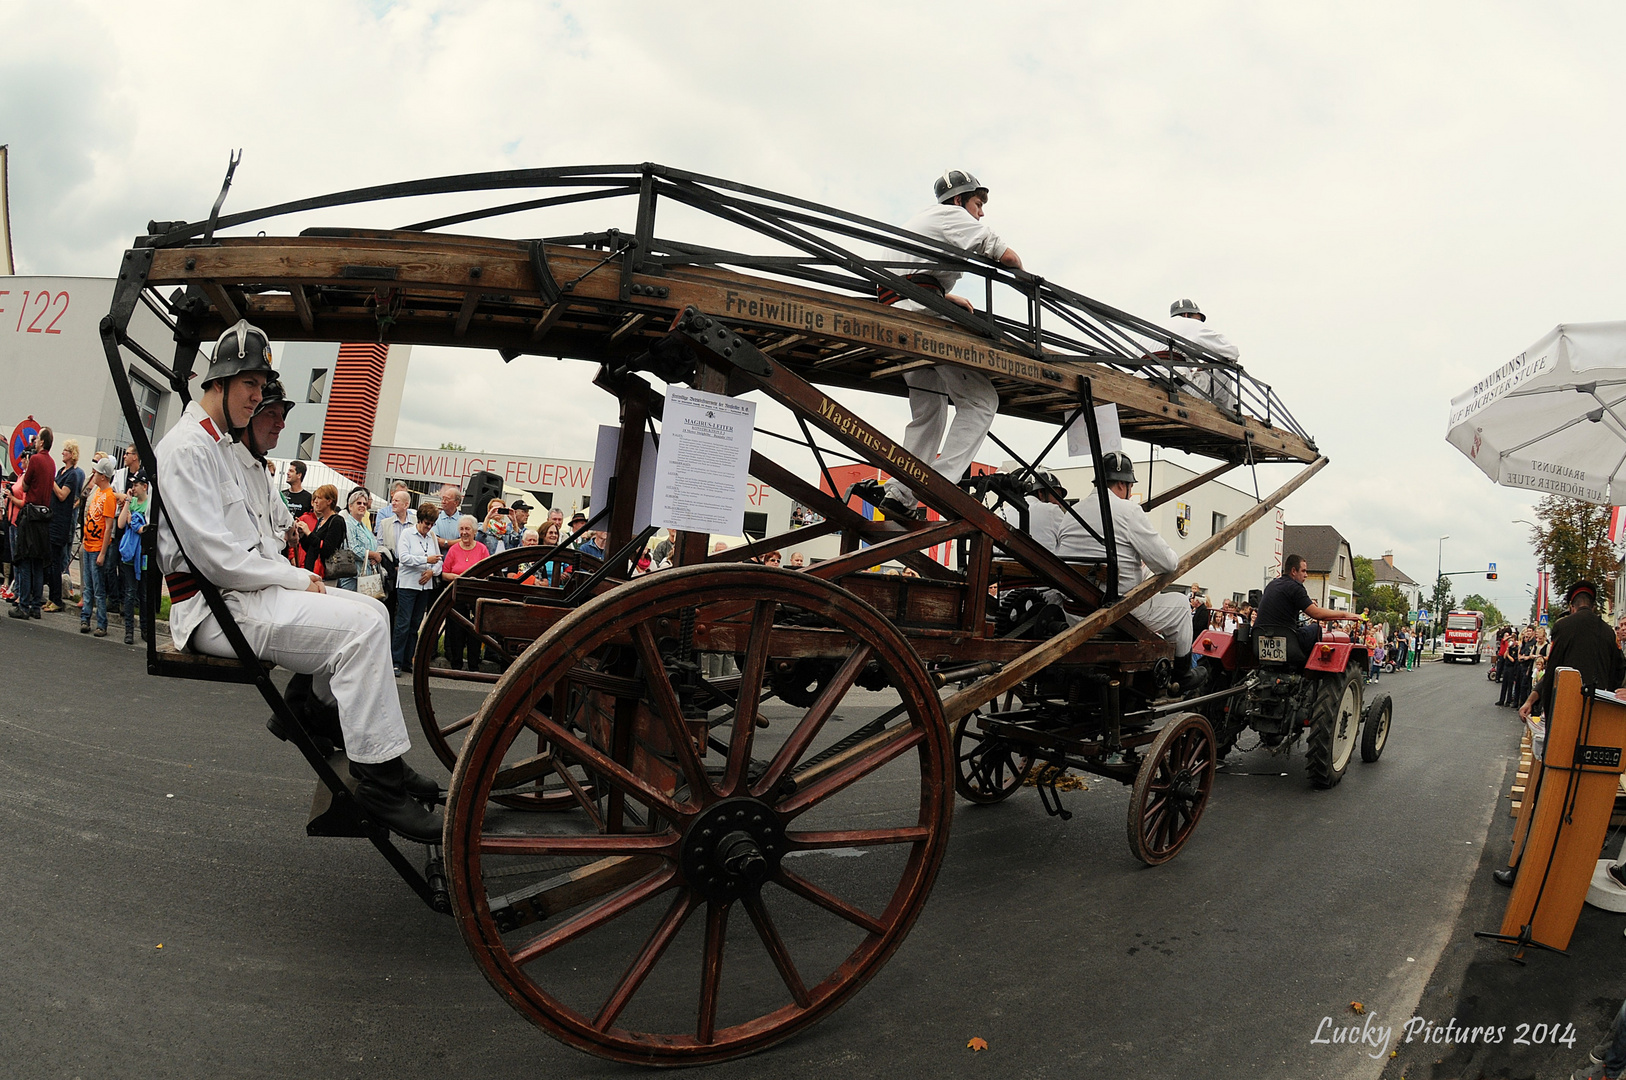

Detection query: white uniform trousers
(190, 585), (410, 765)
(1133, 591), (1194, 657)
(885, 365), (998, 508)
(1043, 588), (1193, 657)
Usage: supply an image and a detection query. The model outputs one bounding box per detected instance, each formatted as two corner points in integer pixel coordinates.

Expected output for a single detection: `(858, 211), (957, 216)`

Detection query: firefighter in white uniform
(230, 377), (297, 556)
(1024, 457), (1206, 695)
(861, 170), (1024, 520)
(1163, 299), (1240, 413)
(156, 320), (441, 842)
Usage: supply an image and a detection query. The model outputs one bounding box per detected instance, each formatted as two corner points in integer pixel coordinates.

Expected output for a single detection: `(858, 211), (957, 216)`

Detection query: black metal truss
(132, 161), (1309, 445)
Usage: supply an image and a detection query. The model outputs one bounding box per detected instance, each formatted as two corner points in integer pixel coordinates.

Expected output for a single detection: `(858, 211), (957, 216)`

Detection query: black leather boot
(1176, 658), (1211, 696)
(284, 673), (346, 752)
(350, 757), (444, 843)
(1492, 867), (1516, 887)
(400, 762), (442, 802)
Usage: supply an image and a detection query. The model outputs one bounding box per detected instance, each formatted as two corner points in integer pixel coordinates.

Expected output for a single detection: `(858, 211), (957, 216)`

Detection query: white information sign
(589, 424), (657, 533)
(1065, 403), (1124, 458)
(651, 387), (757, 536)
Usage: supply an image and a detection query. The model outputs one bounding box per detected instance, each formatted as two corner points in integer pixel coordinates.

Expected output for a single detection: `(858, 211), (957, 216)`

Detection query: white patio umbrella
(1447, 322), (1626, 506)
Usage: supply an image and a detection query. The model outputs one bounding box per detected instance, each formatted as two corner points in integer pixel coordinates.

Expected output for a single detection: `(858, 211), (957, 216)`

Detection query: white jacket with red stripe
(155, 400), (312, 649)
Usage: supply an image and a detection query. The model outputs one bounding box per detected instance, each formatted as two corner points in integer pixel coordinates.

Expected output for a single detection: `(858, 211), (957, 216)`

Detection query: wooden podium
(1489, 668), (1626, 955)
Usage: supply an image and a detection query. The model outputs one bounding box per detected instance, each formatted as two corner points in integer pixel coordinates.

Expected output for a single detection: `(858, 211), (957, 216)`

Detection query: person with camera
(478, 498), (516, 552)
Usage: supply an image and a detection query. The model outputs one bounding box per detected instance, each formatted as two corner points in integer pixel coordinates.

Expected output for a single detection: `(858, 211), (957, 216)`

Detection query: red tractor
(1191, 621), (1392, 788)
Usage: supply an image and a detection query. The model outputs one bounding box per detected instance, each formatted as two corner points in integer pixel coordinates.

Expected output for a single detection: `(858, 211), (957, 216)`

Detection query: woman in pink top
(440, 514), (490, 671)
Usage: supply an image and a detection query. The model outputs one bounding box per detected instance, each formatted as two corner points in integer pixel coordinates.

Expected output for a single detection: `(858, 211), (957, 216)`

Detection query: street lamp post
(1434, 535), (1449, 651)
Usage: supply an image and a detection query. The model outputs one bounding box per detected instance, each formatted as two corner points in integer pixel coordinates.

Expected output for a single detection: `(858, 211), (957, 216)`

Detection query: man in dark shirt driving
(1255, 553), (1363, 664)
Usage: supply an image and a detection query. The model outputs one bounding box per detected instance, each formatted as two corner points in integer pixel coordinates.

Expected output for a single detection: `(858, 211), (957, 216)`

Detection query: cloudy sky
(8, 0), (1623, 617)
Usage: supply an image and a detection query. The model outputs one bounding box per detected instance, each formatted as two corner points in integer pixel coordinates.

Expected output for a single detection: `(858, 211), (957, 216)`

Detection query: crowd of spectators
(3, 437), (828, 664)
(1492, 622), (1552, 708)
(3, 430), (151, 643)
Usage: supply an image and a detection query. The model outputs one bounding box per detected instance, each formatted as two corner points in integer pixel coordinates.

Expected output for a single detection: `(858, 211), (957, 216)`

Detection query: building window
(1232, 592), (1246, 605)
(114, 373), (162, 448)
(742, 511), (768, 540)
(1338, 554), (1346, 579)
(1211, 511), (1227, 537)
(1235, 527), (1248, 555)
(296, 433), (315, 461)
(307, 368), (329, 404)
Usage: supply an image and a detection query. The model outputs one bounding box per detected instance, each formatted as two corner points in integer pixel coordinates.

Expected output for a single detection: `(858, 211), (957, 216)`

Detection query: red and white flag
(1610, 505), (1626, 545)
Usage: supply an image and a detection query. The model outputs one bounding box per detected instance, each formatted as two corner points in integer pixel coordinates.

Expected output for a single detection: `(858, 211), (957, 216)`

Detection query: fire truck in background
(1441, 609), (1486, 663)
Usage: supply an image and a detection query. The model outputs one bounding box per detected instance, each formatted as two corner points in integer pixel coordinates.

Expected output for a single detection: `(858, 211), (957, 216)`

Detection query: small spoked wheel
(413, 545), (600, 808)
(1126, 712), (1216, 866)
(444, 564), (953, 1065)
(952, 704), (1033, 805)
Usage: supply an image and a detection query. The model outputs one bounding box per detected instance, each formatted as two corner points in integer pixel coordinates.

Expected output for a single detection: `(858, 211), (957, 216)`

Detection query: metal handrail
(133, 162), (1312, 446)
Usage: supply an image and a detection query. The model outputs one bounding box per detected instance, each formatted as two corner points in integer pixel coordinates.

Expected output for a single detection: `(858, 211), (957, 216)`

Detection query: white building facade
(0, 276), (183, 464)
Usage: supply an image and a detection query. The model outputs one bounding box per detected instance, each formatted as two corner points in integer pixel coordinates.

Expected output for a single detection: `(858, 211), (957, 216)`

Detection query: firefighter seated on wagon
(155, 320), (442, 843)
(1017, 455), (1208, 696)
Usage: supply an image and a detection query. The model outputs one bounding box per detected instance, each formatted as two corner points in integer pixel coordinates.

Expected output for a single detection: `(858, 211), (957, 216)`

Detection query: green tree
(1429, 574), (1455, 619)
(1352, 555), (1376, 610)
(1532, 495), (1614, 600)
(439, 441), (467, 452)
(1458, 593), (1506, 629)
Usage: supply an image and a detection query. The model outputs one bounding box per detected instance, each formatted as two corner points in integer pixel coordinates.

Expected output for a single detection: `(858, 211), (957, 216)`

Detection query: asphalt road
(1, 614), (1574, 1079)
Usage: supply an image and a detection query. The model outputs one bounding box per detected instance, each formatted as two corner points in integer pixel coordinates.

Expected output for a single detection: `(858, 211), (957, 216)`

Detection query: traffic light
(1487, 561), (1497, 581)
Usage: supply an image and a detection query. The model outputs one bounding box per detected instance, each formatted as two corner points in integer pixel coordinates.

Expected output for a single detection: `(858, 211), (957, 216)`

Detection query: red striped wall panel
(319, 342), (388, 483)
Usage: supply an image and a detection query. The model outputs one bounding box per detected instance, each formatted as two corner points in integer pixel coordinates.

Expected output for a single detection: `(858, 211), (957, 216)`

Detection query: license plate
(1257, 635), (1288, 663)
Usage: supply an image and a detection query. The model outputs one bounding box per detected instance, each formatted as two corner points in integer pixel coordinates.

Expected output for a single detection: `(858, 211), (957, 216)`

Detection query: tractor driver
(155, 319), (441, 843)
(1255, 554), (1363, 665)
(1023, 459), (1207, 695)
(858, 169), (1024, 522)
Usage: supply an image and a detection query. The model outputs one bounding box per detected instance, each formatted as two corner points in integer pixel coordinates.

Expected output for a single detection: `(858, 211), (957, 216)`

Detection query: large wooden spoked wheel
(1125, 712), (1215, 866)
(444, 564), (953, 1065)
(413, 544), (600, 787)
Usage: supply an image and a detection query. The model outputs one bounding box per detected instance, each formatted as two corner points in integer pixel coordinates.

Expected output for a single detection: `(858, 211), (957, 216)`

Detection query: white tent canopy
(1447, 322), (1626, 506)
